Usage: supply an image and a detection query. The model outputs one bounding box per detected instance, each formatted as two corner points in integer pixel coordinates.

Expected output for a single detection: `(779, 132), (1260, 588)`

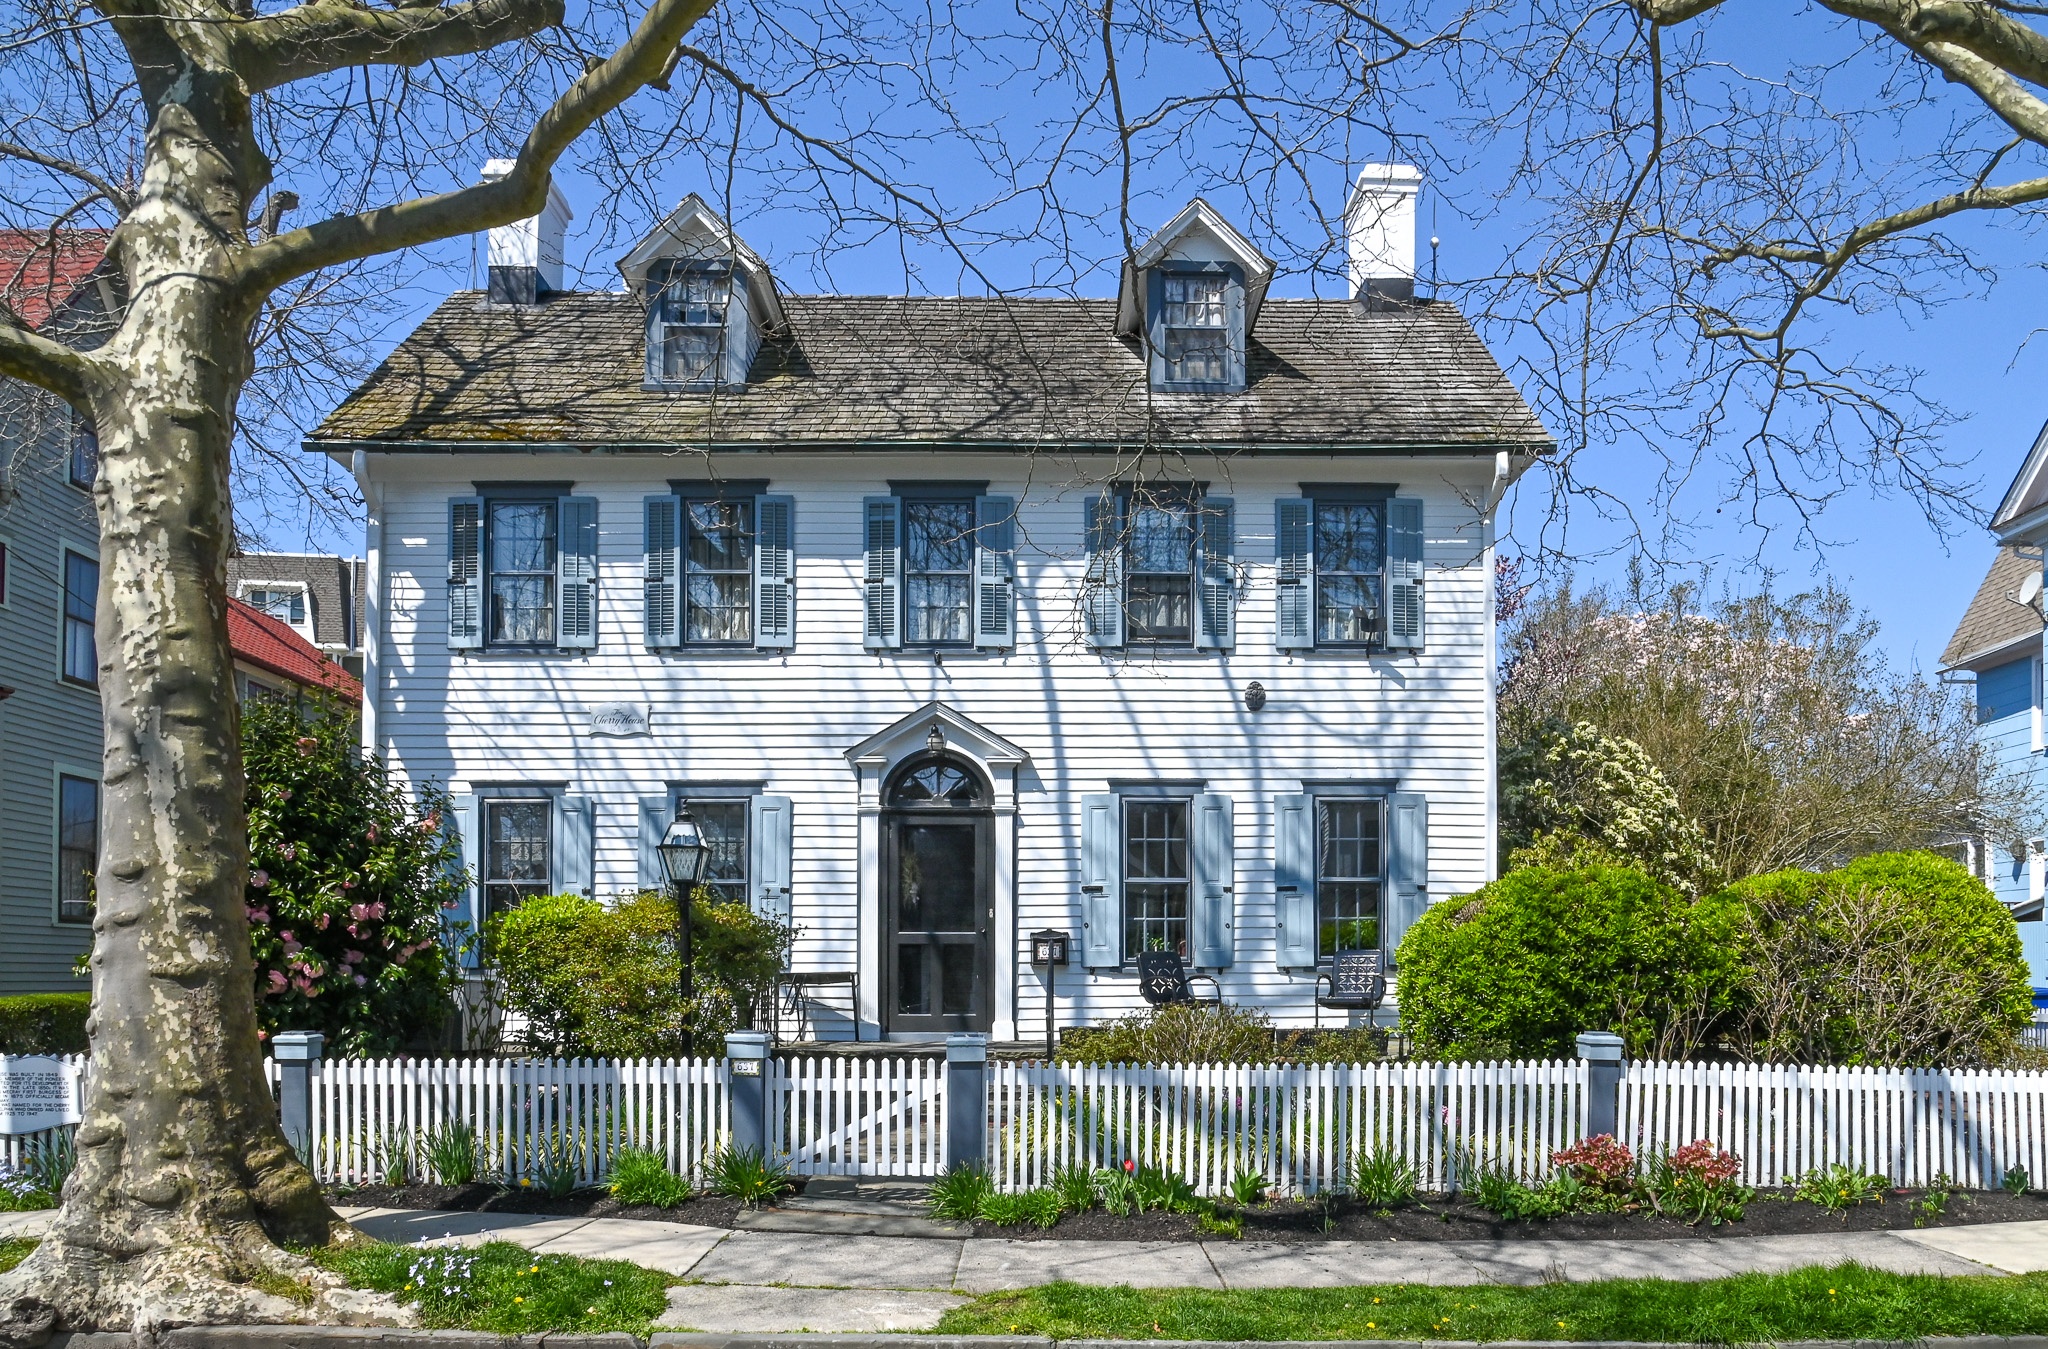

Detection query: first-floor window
(1317, 798), (1382, 959)
(681, 797), (750, 906)
(1123, 797), (1190, 960)
(57, 775), (98, 924)
(62, 550), (97, 686)
(483, 799), (552, 918)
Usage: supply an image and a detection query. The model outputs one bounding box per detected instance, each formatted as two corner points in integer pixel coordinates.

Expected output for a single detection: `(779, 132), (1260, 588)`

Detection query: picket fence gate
(987, 1058), (1584, 1196)
(770, 1054), (947, 1177)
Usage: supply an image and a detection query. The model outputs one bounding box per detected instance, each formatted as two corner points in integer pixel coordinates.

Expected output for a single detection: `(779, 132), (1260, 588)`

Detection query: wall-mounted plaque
(588, 703), (651, 737)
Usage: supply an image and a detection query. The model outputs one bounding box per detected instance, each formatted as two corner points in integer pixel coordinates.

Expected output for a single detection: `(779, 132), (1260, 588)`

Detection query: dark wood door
(882, 814), (992, 1034)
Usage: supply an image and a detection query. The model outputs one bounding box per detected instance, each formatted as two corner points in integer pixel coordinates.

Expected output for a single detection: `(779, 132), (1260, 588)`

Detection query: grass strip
(308, 1239), (673, 1334)
(935, 1264), (2048, 1342)
(0, 1239), (34, 1275)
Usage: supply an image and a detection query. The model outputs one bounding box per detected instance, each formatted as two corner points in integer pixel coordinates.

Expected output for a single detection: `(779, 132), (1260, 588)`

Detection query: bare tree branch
(0, 136), (133, 212)
(232, 0), (565, 93)
(0, 313), (102, 407)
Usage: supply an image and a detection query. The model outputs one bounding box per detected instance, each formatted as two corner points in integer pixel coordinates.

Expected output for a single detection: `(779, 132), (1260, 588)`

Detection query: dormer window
(1161, 273), (1231, 385)
(651, 261), (738, 388)
(1115, 200), (1271, 397)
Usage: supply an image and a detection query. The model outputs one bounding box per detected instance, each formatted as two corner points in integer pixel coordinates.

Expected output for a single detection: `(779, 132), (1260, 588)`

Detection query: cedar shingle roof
(1942, 545), (2043, 670)
(308, 292), (1550, 453)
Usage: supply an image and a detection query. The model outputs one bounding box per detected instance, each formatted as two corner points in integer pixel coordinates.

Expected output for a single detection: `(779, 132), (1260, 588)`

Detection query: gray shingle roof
(1942, 545), (2043, 669)
(307, 292), (1550, 453)
(225, 552), (361, 652)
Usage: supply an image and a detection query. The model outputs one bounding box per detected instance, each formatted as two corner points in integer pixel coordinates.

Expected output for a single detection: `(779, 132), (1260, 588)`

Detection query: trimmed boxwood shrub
(1715, 851), (2032, 1066)
(0, 994), (89, 1055)
(1394, 864), (1741, 1061)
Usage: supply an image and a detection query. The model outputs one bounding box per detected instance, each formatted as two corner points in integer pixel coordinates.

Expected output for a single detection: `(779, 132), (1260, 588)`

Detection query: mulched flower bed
(333, 1179), (2048, 1242)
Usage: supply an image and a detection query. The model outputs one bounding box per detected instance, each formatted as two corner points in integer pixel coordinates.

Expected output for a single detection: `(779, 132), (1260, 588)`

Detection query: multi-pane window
(482, 799), (552, 918)
(685, 499), (753, 642)
(69, 418), (97, 490)
(1127, 502), (1195, 643)
(656, 266), (730, 385)
(1315, 502), (1384, 645)
(61, 550), (97, 686)
(1123, 798), (1191, 961)
(57, 775), (98, 924)
(489, 501), (557, 644)
(1161, 274), (1229, 384)
(1317, 799), (1382, 959)
(904, 500), (974, 645)
(681, 799), (750, 906)
(247, 588), (307, 627)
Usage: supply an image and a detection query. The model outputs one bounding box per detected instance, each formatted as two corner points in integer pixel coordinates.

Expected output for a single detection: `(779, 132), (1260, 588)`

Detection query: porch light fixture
(658, 808), (711, 1053)
(927, 722), (946, 754)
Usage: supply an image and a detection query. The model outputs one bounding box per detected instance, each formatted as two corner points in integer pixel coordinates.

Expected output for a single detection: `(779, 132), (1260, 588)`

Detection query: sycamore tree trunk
(0, 87), (361, 1346)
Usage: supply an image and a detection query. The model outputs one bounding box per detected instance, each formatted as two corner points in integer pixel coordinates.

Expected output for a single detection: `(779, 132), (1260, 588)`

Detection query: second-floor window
(686, 499), (754, 643)
(69, 417), (97, 490)
(644, 491), (792, 650)
(448, 493), (598, 652)
(1275, 492), (1426, 652)
(1084, 489), (1234, 650)
(904, 500), (975, 645)
(1127, 501), (1195, 644)
(247, 587), (308, 629)
(862, 492), (1015, 651)
(62, 549), (97, 686)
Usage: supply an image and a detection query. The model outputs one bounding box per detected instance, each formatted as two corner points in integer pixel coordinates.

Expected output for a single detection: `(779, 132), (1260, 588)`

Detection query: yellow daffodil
(514, 1297), (524, 1304)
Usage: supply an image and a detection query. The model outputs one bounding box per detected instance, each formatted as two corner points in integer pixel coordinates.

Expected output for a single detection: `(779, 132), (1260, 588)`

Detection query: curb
(46, 1332), (2048, 1349)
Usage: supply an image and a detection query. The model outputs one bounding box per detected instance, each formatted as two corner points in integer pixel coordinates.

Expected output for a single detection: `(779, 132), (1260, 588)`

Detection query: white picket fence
(296, 1055), (727, 1187)
(1623, 1061), (2048, 1189)
(988, 1058), (1585, 1196)
(771, 1054), (946, 1177)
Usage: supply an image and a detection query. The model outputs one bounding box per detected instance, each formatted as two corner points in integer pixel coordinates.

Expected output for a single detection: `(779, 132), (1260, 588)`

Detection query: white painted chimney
(1344, 163), (1424, 307)
(480, 159), (573, 305)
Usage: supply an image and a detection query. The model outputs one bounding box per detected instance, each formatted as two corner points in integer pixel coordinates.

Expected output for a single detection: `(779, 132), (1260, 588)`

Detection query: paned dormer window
(649, 260), (737, 388)
(1147, 263), (1245, 393)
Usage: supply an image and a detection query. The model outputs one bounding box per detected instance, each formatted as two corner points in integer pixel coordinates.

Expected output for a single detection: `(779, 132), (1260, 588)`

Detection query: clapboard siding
(0, 390), (102, 992)
(365, 452), (1502, 1034)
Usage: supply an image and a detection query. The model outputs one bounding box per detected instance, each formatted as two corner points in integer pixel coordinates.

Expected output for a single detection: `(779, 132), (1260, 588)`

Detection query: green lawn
(936, 1264), (2048, 1342)
(0, 1239), (34, 1274)
(307, 1239), (674, 1334)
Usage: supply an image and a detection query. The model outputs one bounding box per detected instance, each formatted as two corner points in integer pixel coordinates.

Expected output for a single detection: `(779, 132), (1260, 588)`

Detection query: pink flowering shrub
(1551, 1133), (1635, 1188)
(243, 696), (461, 1053)
(1668, 1140), (1741, 1187)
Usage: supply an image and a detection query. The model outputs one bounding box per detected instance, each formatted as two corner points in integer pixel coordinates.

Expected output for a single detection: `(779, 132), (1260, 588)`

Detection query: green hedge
(0, 994), (90, 1054)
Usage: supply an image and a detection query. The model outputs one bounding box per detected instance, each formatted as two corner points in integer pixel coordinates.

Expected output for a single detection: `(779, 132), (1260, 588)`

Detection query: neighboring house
(1954, 434), (2048, 1000)
(226, 551), (368, 677)
(307, 165), (1552, 1041)
(0, 229), (119, 993)
(225, 596), (363, 706)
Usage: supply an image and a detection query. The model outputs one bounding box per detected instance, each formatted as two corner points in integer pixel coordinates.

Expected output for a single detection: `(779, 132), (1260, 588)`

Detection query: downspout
(352, 450), (384, 758)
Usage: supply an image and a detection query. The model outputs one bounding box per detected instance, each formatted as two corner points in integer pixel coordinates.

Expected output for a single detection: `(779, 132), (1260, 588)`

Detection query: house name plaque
(0, 1057), (80, 1135)
(587, 703), (651, 737)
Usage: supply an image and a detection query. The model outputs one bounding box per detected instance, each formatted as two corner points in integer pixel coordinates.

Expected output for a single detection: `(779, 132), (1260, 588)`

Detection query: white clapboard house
(307, 164), (1551, 1041)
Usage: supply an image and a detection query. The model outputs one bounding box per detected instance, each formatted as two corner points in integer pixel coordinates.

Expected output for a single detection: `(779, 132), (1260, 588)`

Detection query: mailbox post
(1029, 929), (1071, 1060)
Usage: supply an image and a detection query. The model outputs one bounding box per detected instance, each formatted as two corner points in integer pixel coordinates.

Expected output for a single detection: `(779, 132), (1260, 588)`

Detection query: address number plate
(731, 1059), (762, 1077)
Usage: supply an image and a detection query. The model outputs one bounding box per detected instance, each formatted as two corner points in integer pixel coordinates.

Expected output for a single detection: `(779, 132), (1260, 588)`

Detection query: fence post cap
(725, 1031), (772, 1061)
(945, 1033), (988, 1064)
(1575, 1030), (1625, 1063)
(270, 1031), (325, 1063)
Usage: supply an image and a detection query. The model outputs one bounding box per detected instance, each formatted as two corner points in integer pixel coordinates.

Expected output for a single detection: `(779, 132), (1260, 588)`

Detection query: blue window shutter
(1274, 793), (1315, 969)
(755, 494), (796, 650)
(863, 496), (902, 649)
(974, 495), (1016, 649)
(1224, 266), (1247, 391)
(751, 794), (794, 933)
(1191, 793), (1235, 968)
(1275, 498), (1314, 652)
(1081, 793), (1121, 969)
(1083, 493), (1125, 648)
(556, 495), (599, 649)
(1146, 268), (1166, 389)
(644, 495), (680, 648)
(1195, 497), (1235, 650)
(1386, 792), (1428, 962)
(450, 794), (480, 963)
(553, 794), (594, 897)
(1386, 496), (1424, 650)
(447, 497), (483, 650)
(638, 793), (671, 892)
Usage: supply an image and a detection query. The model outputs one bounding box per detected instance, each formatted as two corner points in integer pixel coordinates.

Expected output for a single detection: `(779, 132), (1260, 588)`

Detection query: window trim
(900, 496), (978, 649)
(646, 259), (743, 391)
(679, 495), (757, 648)
(52, 766), (99, 927)
(1310, 498), (1388, 650)
(238, 580), (313, 634)
(482, 494), (562, 651)
(58, 543), (98, 688)
(479, 793), (556, 920)
(1312, 793), (1387, 966)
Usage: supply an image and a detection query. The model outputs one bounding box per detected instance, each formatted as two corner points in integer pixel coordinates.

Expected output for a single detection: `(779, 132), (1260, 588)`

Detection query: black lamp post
(658, 808), (711, 1054)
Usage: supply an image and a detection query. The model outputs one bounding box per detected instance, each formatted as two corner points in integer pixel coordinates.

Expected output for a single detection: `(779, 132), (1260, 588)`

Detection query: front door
(881, 755), (993, 1034)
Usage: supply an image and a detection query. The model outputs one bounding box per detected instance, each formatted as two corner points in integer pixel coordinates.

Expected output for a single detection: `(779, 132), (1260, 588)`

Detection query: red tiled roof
(0, 229), (112, 330)
(227, 597), (363, 704)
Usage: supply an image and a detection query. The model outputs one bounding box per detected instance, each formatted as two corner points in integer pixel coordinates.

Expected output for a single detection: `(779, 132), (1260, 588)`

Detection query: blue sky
(276, 2), (2048, 672)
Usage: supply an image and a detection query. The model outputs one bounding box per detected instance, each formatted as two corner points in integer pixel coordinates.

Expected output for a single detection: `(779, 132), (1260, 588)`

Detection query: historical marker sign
(0, 1057), (79, 1135)
(587, 703), (651, 737)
